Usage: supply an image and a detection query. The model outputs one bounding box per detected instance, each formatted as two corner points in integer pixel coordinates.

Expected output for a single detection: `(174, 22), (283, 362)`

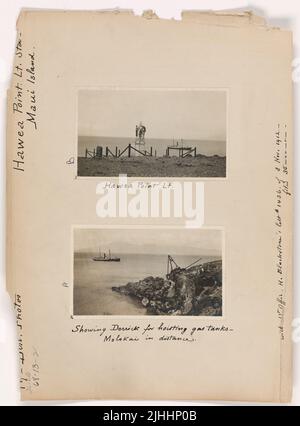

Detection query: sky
(78, 89), (227, 142)
(74, 228), (222, 256)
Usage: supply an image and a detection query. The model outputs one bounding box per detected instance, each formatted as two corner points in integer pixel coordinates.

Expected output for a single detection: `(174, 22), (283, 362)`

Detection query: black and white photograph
(77, 89), (227, 177)
(73, 227), (223, 316)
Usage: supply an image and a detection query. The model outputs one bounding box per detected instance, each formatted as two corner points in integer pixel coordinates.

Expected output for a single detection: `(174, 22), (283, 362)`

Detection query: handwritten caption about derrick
(72, 322), (233, 343)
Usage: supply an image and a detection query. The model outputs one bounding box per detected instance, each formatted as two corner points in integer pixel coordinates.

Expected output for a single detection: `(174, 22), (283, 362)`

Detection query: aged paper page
(6, 10), (293, 401)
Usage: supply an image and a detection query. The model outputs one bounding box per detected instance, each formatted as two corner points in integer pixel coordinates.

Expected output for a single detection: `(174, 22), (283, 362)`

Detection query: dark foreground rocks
(112, 260), (222, 316)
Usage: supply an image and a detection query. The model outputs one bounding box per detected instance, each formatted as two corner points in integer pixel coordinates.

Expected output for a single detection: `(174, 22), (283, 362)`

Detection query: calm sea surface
(73, 252), (219, 315)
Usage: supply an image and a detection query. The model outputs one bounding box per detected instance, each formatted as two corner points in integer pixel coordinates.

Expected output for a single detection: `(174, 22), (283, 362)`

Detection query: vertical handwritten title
(12, 33), (37, 172)
(274, 123), (291, 341)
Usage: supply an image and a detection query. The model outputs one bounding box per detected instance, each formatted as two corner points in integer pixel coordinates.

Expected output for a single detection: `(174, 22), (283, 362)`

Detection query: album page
(6, 10), (293, 401)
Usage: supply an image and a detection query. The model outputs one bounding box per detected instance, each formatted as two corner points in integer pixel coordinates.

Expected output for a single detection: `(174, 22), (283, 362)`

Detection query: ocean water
(73, 252), (219, 316)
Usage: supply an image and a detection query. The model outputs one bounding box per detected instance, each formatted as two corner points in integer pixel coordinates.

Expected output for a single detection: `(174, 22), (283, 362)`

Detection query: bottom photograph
(73, 227), (223, 316)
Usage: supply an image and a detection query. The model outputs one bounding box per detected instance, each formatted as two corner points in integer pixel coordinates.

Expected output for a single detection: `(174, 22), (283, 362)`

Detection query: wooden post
(85, 148), (88, 158)
(93, 148), (96, 158)
(106, 147), (108, 157)
(128, 143), (131, 158)
(150, 146), (153, 156)
(155, 150), (157, 157)
(194, 147), (196, 157)
(115, 146), (118, 157)
(96, 146), (102, 158)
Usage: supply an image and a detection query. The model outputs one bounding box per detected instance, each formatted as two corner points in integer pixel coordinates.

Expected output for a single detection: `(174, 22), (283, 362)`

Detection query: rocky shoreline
(112, 259), (222, 316)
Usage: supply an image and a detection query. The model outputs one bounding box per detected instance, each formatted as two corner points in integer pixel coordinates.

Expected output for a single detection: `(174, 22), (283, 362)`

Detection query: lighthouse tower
(135, 122), (146, 149)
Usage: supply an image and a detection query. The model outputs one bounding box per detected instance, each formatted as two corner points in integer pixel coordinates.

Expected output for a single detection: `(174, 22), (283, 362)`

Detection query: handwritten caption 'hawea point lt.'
(72, 323), (233, 343)
(12, 33), (37, 172)
(96, 176), (205, 227)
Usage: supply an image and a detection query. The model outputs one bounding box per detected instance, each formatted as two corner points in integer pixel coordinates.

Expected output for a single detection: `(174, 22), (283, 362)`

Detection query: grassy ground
(78, 155), (226, 177)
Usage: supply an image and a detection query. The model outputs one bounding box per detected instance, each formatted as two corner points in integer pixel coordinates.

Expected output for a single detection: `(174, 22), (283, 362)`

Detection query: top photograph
(77, 89), (227, 178)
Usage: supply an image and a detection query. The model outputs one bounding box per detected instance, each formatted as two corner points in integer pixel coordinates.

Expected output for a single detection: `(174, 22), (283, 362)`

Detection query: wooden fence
(166, 146), (197, 158)
(85, 144), (197, 159)
(85, 144), (157, 159)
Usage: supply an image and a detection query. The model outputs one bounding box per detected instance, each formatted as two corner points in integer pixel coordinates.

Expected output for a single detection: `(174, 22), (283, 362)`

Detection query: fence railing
(85, 144), (157, 158)
(85, 144), (197, 159)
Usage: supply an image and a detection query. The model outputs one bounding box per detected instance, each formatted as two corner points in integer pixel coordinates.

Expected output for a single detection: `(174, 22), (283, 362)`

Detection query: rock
(141, 297), (149, 307)
(111, 259), (222, 316)
(166, 281), (176, 298)
(174, 273), (195, 315)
